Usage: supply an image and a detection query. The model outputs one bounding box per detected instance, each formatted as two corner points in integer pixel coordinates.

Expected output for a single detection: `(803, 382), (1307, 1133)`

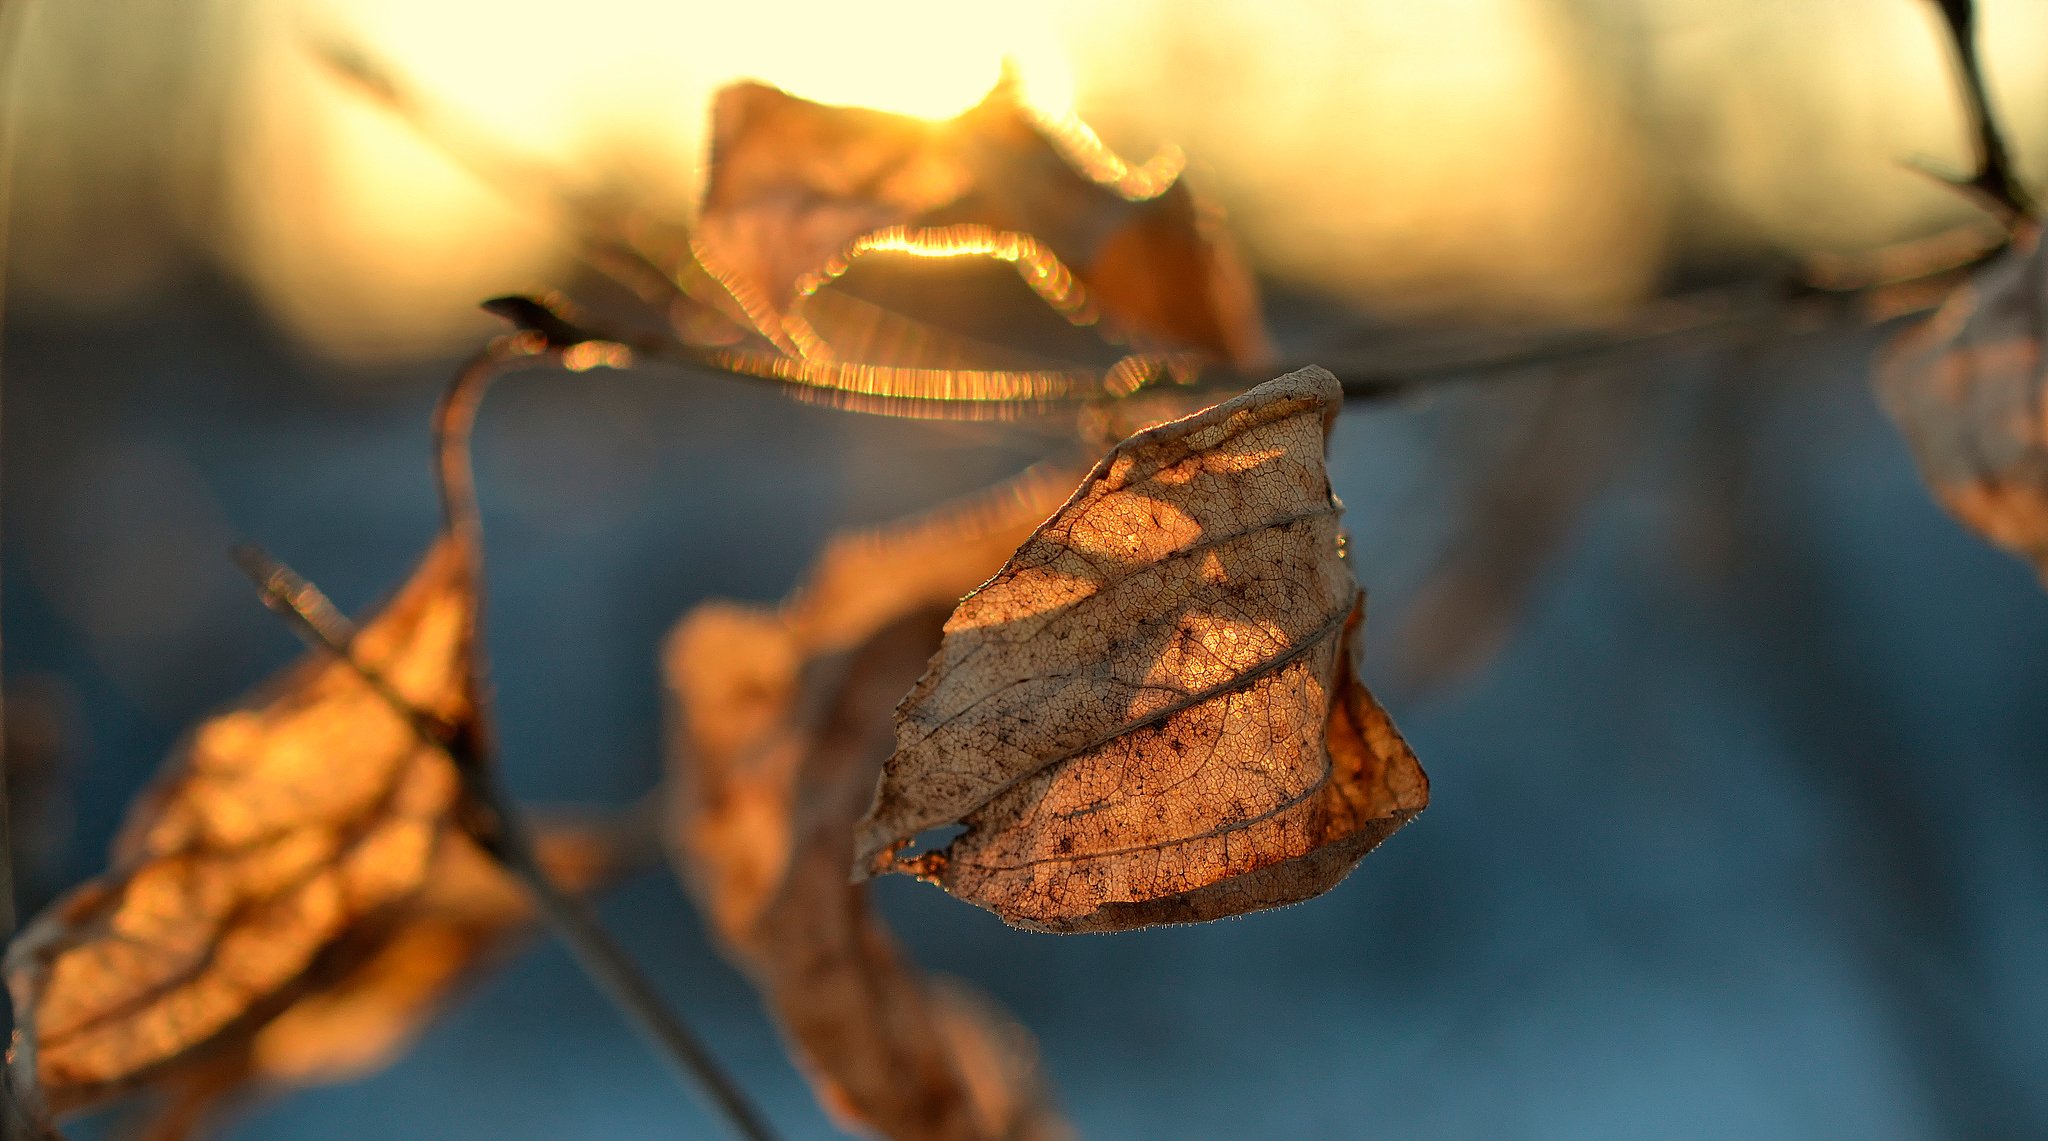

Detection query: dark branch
(478, 276), (1900, 418)
(235, 368), (779, 1141)
(1923, 0), (2037, 224)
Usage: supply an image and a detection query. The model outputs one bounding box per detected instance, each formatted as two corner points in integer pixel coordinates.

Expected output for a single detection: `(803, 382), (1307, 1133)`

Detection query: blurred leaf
(855, 368), (1426, 933)
(1879, 227), (2048, 582)
(129, 823), (625, 1140)
(667, 471), (1074, 1141)
(318, 39), (1270, 413)
(696, 74), (1271, 369)
(1394, 370), (1640, 689)
(5, 537), (476, 1117)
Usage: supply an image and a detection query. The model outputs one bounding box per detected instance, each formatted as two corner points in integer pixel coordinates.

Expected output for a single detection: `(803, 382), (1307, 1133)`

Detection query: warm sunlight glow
(234, 0), (1078, 359)
(784, 225), (1096, 360)
(97, 0), (2037, 358)
(704, 349), (1108, 407)
(1056, 0), (1669, 320)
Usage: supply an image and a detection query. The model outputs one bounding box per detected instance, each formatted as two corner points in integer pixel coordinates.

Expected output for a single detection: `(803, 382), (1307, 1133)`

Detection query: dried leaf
(1878, 226), (2048, 582)
(668, 473), (1073, 1140)
(4, 537), (476, 1116)
(131, 823), (623, 1140)
(695, 75), (1270, 369)
(855, 367), (1427, 933)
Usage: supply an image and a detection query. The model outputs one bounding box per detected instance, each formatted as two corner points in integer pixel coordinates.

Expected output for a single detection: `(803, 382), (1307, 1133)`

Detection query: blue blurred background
(7, 0), (2048, 1136)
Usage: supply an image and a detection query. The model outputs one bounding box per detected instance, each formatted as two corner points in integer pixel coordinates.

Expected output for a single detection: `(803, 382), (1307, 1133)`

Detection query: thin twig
(477, 236), (1972, 417)
(483, 278), (1868, 417)
(235, 337), (777, 1140)
(1266, 285), (1785, 403)
(1920, 0), (2037, 224)
(453, 338), (778, 1139)
(232, 543), (777, 1141)
(231, 546), (464, 753)
(433, 339), (773, 1140)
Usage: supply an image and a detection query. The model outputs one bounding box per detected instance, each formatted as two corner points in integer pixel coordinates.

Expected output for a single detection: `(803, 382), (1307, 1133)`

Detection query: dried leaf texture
(132, 825), (621, 1141)
(5, 537), (475, 1115)
(1879, 226), (2048, 582)
(855, 368), (1427, 933)
(668, 474), (1073, 1141)
(696, 76), (1270, 369)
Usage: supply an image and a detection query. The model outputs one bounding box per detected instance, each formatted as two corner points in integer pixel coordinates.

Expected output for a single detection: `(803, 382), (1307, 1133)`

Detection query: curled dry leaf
(5, 537), (475, 1117)
(855, 367), (1428, 933)
(1879, 226), (2048, 582)
(668, 472), (1074, 1141)
(131, 823), (625, 1141)
(695, 74), (1270, 369)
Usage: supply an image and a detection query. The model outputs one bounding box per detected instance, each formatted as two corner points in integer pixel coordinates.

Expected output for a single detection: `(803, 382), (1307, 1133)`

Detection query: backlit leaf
(4, 536), (476, 1116)
(854, 368), (1428, 933)
(1878, 226), (2048, 582)
(695, 75), (1271, 370)
(668, 473), (1073, 1140)
(130, 824), (623, 1140)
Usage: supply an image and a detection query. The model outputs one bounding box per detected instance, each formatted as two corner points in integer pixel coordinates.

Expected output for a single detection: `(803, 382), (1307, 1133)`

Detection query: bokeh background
(7, 0), (2048, 1136)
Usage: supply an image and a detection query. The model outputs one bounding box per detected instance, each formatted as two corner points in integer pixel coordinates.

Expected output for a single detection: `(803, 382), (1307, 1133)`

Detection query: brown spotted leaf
(4, 536), (476, 1117)
(696, 75), (1270, 369)
(854, 367), (1427, 933)
(130, 823), (623, 1140)
(1879, 226), (2048, 582)
(668, 473), (1073, 1141)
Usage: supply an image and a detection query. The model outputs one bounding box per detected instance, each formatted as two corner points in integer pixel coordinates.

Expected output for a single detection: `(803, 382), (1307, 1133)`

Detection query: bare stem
(233, 545), (777, 1141)
(1261, 286), (1781, 404)
(484, 276), (1889, 417)
(237, 338), (777, 1140)
(1925, 0), (2037, 224)
(440, 342), (776, 1140)
(462, 770), (781, 1141)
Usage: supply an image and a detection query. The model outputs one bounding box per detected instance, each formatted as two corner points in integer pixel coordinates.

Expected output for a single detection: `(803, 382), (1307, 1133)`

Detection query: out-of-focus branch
(233, 540), (779, 1141)
(232, 336), (780, 1141)
(436, 340), (779, 1141)
(1270, 285), (1789, 404)
(480, 264), (1934, 420)
(1918, 0), (2037, 225)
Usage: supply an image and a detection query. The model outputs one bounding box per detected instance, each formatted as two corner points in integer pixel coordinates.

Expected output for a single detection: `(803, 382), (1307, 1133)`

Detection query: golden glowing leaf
(695, 75), (1270, 370)
(130, 824), (622, 1140)
(667, 473), (1073, 1141)
(854, 368), (1428, 933)
(1879, 226), (2048, 583)
(4, 537), (476, 1116)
